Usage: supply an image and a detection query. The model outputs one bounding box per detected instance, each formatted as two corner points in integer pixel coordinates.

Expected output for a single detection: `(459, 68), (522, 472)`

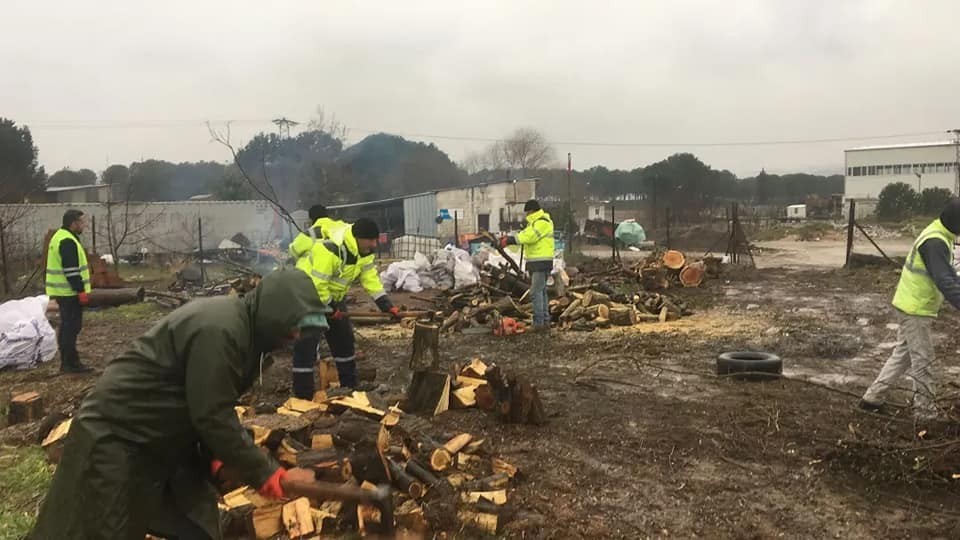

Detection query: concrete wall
(435, 179), (536, 239)
(845, 144), (960, 200)
(0, 200), (292, 257)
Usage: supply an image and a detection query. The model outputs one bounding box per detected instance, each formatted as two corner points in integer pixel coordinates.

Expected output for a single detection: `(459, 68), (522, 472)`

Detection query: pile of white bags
(0, 295), (58, 370)
(381, 245), (480, 292)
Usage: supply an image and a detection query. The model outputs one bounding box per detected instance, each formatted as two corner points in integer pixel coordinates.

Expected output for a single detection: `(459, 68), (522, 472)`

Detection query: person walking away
(46, 209), (93, 373)
(860, 198), (960, 422)
(294, 218), (398, 395)
(504, 199), (555, 332)
(30, 269), (326, 540)
(288, 204), (348, 397)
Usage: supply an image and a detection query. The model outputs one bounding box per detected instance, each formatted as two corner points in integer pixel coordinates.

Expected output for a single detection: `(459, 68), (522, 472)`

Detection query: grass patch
(0, 446), (52, 540)
(85, 302), (162, 323)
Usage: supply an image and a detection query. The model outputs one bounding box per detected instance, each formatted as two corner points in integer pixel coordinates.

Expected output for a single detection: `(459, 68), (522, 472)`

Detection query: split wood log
(8, 392), (43, 425)
(662, 250), (686, 270)
(474, 296), (524, 318)
(395, 499), (428, 533)
(282, 497), (315, 538)
(485, 366), (547, 425)
(451, 386), (477, 408)
(462, 489), (508, 505)
(679, 262), (705, 287)
(318, 359), (340, 390)
(409, 322), (440, 370)
(443, 433), (473, 454)
(250, 504), (283, 539)
(461, 358), (489, 378)
(405, 371), (451, 416)
(41, 417), (72, 464)
(86, 287), (145, 307)
(608, 305), (638, 326)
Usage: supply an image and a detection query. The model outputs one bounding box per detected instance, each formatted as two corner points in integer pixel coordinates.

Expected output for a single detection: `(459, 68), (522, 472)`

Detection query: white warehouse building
(844, 141), (960, 216)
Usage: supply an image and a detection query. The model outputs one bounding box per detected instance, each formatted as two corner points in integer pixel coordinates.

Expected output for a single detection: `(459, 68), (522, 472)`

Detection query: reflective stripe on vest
(46, 229), (91, 296)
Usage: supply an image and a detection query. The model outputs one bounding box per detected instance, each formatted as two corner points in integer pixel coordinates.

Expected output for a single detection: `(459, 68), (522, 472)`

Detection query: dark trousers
(55, 295), (83, 369)
(291, 311), (357, 398)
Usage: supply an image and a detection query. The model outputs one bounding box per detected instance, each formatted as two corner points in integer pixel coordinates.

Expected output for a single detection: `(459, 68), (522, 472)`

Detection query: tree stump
(410, 323), (440, 371)
(679, 262), (705, 287)
(662, 250), (686, 270)
(8, 392), (43, 426)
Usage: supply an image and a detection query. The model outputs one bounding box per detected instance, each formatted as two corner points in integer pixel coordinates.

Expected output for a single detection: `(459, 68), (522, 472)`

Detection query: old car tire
(716, 351), (782, 381)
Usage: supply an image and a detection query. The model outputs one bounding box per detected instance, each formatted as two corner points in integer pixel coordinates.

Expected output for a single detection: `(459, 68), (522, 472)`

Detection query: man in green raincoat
(31, 269), (325, 540)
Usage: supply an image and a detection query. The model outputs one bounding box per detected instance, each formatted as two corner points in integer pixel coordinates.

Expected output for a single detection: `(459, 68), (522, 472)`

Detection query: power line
(22, 119), (947, 148)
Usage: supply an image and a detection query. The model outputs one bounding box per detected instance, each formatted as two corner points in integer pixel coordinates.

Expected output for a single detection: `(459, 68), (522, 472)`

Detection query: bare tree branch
(206, 121), (301, 232)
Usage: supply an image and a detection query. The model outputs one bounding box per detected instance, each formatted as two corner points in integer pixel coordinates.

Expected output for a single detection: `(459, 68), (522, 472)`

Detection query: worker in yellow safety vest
(861, 198), (960, 422)
(287, 204), (347, 262)
(502, 199), (555, 331)
(46, 209), (93, 373)
(291, 218), (397, 395)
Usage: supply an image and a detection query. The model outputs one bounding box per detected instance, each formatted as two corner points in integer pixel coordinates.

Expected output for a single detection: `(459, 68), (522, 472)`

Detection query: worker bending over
(288, 204), (347, 261)
(861, 198), (960, 422)
(294, 218), (398, 396)
(288, 204), (347, 396)
(31, 270), (324, 540)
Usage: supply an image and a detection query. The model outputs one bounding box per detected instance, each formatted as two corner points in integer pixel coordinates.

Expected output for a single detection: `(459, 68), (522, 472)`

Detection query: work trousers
(529, 270), (550, 327)
(291, 305), (356, 398)
(862, 311), (939, 419)
(55, 295), (83, 369)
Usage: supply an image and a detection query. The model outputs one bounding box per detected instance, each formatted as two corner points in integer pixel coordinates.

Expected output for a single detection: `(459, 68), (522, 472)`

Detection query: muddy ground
(2, 245), (959, 539)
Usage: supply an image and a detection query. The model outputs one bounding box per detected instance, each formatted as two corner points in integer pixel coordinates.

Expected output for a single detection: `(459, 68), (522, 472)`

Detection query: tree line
(0, 116), (844, 216)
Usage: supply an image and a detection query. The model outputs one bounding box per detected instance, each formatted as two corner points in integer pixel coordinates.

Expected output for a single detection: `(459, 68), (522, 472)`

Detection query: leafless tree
(466, 128), (554, 177)
(307, 106), (349, 143)
(501, 128), (555, 175)
(206, 121), (301, 232)
(103, 175), (164, 276)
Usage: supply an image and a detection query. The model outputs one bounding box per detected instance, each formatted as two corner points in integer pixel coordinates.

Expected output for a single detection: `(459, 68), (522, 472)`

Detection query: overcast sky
(3, 0), (959, 177)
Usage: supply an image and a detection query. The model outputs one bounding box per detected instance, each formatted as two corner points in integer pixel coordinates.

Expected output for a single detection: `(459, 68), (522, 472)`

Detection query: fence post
(611, 204), (617, 260)
(845, 200), (856, 268)
(0, 219), (8, 295)
(454, 212), (459, 249)
(198, 216), (205, 285)
(91, 215), (97, 254)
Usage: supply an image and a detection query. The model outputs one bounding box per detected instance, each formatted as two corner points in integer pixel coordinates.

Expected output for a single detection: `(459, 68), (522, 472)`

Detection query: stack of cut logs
(38, 357), (535, 538)
(429, 249), (701, 333)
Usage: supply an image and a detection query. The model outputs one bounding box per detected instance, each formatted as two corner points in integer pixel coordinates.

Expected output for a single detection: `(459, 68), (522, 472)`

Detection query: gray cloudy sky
(3, 0), (959, 177)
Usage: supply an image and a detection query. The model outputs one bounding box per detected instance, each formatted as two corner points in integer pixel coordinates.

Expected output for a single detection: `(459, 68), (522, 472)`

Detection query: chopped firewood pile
(417, 249), (709, 334)
(38, 356), (538, 538)
(219, 355), (534, 538)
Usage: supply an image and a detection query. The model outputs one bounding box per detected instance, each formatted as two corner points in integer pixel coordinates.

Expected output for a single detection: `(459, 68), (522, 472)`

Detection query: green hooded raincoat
(31, 269), (327, 540)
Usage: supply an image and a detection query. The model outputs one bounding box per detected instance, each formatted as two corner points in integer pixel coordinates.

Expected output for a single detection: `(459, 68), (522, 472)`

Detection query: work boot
(60, 362), (94, 374)
(858, 399), (887, 415)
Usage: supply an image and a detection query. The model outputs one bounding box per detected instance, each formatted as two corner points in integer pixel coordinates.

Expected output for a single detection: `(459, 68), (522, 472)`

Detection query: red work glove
(258, 467), (287, 499)
(388, 306), (400, 319)
(331, 309), (344, 321)
(499, 236), (508, 248)
(77, 292), (89, 306)
(210, 459), (225, 478)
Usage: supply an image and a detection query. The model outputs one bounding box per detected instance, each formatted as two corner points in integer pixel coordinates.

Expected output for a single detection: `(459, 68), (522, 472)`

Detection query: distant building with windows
(844, 141), (960, 216)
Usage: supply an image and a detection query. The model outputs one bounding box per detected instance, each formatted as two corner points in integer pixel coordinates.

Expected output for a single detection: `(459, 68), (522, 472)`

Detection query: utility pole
(272, 117), (300, 139)
(950, 128), (960, 195)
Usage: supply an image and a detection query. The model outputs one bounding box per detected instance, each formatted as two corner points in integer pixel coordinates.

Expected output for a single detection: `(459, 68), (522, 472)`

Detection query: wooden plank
(282, 497), (315, 538)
